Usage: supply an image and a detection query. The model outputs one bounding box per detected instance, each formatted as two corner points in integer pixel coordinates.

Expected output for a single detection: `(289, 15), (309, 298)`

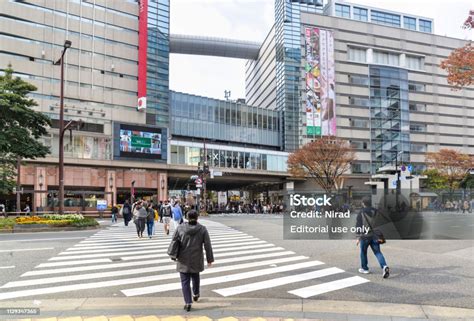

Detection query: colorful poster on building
(137, 0), (148, 111)
(304, 27), (336, 137)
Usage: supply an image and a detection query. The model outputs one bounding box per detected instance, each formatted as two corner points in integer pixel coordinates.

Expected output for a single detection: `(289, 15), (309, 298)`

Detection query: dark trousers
(146, 220), (154, 236)
(180, 272), (200, 304)
(135, 218), (146, 236)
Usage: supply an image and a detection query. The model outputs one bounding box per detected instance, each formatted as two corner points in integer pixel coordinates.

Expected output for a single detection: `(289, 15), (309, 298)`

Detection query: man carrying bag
(167, 210), (214, 312)
(356, 197), (390, 278)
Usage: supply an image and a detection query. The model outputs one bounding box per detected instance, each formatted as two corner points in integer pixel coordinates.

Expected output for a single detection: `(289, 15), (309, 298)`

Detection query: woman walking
(133, 201), (147, 238)
(167, 210), (214, 312)
(146, 203), (155, 239)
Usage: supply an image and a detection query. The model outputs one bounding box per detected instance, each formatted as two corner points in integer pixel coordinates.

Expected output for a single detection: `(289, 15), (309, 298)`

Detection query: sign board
(196, 184), (202, 188)
(213, 171), (223, 177)
(97, 199), (108, 211)
(218, 191), (227, 205)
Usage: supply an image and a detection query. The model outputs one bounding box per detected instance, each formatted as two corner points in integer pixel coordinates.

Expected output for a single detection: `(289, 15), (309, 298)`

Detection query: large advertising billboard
(304, 27), (336, 137)
(119, 124), (162, 159)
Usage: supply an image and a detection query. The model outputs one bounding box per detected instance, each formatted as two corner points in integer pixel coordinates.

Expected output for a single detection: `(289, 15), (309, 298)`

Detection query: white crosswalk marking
(0, 220), (369, 300)
(288, 276), (370, 298)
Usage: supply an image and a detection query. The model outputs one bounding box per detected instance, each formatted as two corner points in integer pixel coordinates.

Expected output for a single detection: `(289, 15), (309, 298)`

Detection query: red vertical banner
(137, 0), (148, 111)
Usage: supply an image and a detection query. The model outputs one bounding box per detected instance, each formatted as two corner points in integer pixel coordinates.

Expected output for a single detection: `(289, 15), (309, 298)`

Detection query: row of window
(170, 145), (288, 172)
(347, 47), (424, 70)
(11, 0), (137, 34)
(334, 3), (432, 32)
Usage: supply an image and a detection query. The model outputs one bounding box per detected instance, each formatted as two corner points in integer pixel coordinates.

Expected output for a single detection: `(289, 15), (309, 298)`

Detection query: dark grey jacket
(167, 222), (214, 273)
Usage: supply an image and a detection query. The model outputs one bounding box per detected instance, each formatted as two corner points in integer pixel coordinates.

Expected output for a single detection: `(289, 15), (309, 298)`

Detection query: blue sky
(169, 0), (472, 100)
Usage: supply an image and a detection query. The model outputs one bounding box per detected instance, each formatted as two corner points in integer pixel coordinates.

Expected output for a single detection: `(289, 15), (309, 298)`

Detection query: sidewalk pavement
(2, 297), (474, 321)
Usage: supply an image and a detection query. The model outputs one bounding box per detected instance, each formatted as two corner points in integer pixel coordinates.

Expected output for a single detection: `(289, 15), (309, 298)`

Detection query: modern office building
(0, 0), (472, 211)
(246, 0), (473, 189)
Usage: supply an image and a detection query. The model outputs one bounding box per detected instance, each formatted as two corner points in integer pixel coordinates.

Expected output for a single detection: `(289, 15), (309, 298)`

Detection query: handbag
(362, 211), (386, 244)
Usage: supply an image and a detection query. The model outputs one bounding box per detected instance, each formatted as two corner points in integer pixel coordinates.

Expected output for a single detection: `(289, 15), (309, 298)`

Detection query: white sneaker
(383, 266), (390, 278)
(358, 268), (370, 274)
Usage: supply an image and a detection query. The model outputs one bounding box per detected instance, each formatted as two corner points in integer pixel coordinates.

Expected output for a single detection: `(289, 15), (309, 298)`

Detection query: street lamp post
(395, 150), (403, 211)
(38, 173), (44, 212)
(53, 40), (72, 215)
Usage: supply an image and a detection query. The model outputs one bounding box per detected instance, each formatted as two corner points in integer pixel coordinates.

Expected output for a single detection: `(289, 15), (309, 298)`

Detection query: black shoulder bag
(362, 211), (386, 244)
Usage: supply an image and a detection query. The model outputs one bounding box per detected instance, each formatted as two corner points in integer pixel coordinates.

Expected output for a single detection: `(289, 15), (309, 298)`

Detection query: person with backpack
(146, 202), (155, 239)
(356, 197), (390, 278)
(111, 204), (119, 223)
(160, 199), (173, 235)
(167, 210), (214, 312)
(133, 201), (147, 238)
(121, 200), (132, 226)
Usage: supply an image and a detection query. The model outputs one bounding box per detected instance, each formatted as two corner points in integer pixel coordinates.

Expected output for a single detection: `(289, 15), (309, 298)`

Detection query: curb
(0, 297), (473, 320)
(0, 225), (101, 234)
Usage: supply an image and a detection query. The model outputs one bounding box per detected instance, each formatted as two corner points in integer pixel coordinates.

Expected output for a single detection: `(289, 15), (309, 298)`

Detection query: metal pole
(396, 153), (400, 211)
(58, 49), (65, 215)
(16, 157), (21, 214)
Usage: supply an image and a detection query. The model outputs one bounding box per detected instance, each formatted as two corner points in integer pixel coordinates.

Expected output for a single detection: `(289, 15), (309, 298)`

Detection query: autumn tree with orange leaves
(287, 137), (356, 194)
(440, 42), (473, 89)
(425, 149), (473, 194)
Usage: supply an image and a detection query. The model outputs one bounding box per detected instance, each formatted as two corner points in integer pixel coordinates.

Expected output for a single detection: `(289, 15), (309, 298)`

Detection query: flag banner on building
(137, 0), (148, 110)
(304, 27), (336, 137)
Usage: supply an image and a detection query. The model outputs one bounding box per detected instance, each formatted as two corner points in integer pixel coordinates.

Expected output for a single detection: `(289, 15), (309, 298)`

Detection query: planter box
(15, 224), (49, 229)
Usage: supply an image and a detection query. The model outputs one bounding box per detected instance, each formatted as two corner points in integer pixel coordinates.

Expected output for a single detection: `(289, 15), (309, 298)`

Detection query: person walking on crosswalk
(146, 202), (155, 239)
(167, 210), (214, 312)
(160, 199), (173, 235)
(133, 201), (147, 238)
(356, 197), (390, 278)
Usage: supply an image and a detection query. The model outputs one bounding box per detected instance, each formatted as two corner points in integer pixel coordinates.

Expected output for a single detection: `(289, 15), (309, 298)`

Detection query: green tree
(423, 169), (449, 191)
(0, 65), (51, 194)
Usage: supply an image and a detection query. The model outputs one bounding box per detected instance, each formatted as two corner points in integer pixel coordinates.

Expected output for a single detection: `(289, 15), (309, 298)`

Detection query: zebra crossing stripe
(23, 251), (298, 277)
(50, 243), (278, 261)
(78, 234), (252, 245)
(121, 260), (325, 296)
(61, 240), (268, 255)
(288, 276), (370, 298)
(5, 254), (307, 289)
(213, 267), (344, 297)
(0, 256), (308, 300)
(36, 258), (112, 268)
(68, 236), (259, 250)
(88, 231), (245, 240)
(120, 246), (285, 261)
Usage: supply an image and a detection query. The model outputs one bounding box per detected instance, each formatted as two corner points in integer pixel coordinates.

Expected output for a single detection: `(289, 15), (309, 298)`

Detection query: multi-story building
(245, 0), (473, 191)
(0, 0), (472, 211)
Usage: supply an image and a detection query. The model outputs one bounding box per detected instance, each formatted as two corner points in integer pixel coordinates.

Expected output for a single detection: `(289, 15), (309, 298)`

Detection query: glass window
(403, 16), (416, 30)
(225, 107), (231, 125)
(226, 150), (233, 168)
(335, 4), (350, 18)
(232, 151), (239, 168)
(373, 51), (399, 66)
(348, 47), (367, 63)
(262, 154), (267, 170)
(177, 146), (185, 165)
(410, 123), (427, 132)
(419, 19), (432, 33)
(353, 7), (368, 21)
(350, 119), (369, 128)
(371, 10), (400, 27)
(244, 152), (251, 169)
(349, 75), (369, 86)
(406, 56), (423, 70)
(170, 145), (178, 164)
(411, 144), (427, 153)
(219, 150), (226, 167)
(409, 103), (427, 112)
(408, 82), (425, 92)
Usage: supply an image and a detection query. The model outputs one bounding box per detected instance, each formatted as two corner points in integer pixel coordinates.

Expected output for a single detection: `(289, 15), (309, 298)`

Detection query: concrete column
(106, 170), (117, 206)
(34, 167), (47, 212)
(158, 173), (168, 201)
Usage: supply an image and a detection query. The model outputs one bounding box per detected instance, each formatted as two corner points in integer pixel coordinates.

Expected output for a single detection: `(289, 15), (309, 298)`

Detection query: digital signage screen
(119, 125), (162, 159)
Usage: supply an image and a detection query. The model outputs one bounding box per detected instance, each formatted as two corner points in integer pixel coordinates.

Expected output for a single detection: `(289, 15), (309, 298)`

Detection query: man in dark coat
(167, 210), (214, 312)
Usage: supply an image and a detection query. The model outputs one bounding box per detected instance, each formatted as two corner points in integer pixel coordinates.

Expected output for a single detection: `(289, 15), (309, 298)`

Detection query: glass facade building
(170, 91), (280, 147)
(275, 0), (322, 151)
(169, 141), (288, 172)
(369, 66), (410, 173)
(147, 0), (170, 128)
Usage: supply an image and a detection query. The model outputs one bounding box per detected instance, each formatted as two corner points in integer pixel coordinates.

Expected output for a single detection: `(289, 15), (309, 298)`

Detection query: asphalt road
(0, 214), (472, 309)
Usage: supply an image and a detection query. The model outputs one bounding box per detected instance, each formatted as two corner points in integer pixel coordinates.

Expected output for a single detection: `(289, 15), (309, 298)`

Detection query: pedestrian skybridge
(169, 34), (261, 60)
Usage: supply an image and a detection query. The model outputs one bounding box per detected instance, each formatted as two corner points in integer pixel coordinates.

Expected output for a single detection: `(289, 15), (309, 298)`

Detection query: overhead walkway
(169, 34), (261, 60)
